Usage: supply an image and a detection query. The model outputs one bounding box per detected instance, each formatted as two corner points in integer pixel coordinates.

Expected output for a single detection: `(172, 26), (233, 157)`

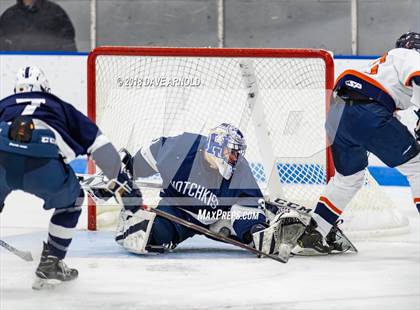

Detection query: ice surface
(1, 187), (419, 310)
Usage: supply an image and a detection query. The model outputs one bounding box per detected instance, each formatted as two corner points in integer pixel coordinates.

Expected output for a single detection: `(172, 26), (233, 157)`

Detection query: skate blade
(32, 277), (62, 290)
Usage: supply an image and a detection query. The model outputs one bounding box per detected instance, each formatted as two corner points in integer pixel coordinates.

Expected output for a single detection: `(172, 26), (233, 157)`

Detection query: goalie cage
(86, 46), (409, 239)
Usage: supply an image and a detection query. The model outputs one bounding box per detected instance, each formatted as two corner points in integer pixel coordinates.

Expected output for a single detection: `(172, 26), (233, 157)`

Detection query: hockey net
(87, 47), (409, 238)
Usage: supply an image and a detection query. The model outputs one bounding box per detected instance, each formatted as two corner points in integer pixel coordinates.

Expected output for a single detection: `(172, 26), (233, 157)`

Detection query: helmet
(395, 32), (420, 52)
(14, 66), (51, 94)
(205, 123), (247, 180)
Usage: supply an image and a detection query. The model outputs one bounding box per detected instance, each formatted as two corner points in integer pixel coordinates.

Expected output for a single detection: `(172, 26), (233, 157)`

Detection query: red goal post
(87, 47), (334, 231)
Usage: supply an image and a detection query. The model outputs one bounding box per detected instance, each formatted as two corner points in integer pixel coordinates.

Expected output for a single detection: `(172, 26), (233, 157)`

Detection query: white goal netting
(88, 47), (409, 237)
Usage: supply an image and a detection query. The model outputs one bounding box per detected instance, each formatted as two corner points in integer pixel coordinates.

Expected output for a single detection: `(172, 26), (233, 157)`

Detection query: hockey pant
(0, 152), (83, 259)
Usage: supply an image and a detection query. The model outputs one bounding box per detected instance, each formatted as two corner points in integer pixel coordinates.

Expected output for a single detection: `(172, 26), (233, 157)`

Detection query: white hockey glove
(115, 208), (155, 254)
(81, 149), (142, 210)
(82, 169), (143, 211)
(112, 171), (143, 211)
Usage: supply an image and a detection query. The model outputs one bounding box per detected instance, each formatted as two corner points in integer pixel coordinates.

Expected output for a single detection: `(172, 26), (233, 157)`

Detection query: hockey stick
(0, 239), (33, 261)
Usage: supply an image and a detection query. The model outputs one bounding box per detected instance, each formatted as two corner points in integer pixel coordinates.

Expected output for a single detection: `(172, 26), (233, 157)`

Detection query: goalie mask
(205, 123), (247, 180)
(14, 66), (51, 94)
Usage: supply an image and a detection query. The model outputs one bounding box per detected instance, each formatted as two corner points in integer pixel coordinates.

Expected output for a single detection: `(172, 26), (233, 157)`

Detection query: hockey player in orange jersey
(296, 32), (420, 255)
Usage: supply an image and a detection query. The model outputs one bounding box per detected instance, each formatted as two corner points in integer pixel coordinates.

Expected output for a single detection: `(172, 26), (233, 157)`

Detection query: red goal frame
(87, 46), (335, 231)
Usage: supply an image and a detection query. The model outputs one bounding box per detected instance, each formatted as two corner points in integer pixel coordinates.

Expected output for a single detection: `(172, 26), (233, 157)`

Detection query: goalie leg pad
(115, 209), (156, 254)
(252, 223), (279, 255)
(252, 210), (307, 262)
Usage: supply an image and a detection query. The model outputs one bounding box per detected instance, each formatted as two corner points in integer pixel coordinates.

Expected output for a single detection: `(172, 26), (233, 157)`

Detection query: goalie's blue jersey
(0, 92), (102, 162)
(132, 132), (266, 239)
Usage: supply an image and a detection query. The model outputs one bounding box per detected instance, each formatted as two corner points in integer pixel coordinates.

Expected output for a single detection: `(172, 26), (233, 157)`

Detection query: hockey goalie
(90, 123), (355, 261)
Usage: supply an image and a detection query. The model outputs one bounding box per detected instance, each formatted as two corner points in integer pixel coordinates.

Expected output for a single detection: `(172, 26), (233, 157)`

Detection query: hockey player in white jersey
(0, 66), (142, 288)
(113, 123), (304, 257)
(296, 32), (420, 255)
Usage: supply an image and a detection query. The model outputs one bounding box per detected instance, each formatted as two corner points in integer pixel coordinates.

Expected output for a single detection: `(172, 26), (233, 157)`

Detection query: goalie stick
(0, 239), (33, 262)
(142, 205), (287, 263)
